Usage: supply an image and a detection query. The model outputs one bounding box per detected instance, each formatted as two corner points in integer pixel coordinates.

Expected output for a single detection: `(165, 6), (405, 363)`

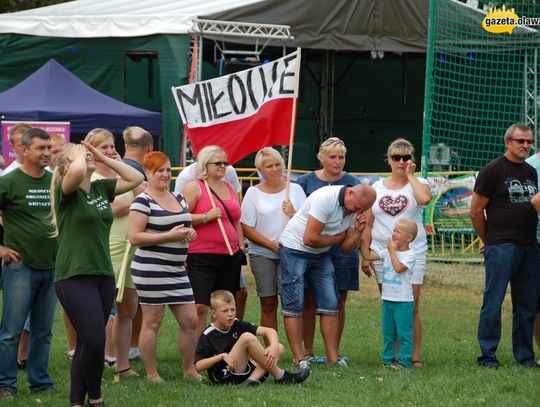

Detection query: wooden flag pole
(285, 47), (302, 201)
(204, 179), (234, 256)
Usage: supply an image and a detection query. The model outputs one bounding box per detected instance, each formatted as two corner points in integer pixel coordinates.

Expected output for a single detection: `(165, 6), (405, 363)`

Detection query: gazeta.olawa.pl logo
(482, 5), (540, 34)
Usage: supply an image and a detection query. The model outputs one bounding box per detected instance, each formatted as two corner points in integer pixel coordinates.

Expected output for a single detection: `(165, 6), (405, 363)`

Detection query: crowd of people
(1, 122), (540, 405)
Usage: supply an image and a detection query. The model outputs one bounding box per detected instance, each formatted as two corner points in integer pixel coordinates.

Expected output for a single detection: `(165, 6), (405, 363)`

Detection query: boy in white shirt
(360, 219), (417, 368)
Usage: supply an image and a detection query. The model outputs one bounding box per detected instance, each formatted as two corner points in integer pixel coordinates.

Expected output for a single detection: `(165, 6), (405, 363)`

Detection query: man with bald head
(122, 126), (153, 177)
(279, 184), (376, 367)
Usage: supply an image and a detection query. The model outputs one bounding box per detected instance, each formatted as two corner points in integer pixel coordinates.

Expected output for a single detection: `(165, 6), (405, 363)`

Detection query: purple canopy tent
(0, 59), (161, 135)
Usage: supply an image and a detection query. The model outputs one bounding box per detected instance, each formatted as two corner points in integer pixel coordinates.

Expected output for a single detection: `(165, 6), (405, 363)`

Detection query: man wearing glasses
(470, 123), (540, 368)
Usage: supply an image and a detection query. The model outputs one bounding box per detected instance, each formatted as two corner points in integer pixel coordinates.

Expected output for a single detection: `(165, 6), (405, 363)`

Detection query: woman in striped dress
(128, 151), (201, 382)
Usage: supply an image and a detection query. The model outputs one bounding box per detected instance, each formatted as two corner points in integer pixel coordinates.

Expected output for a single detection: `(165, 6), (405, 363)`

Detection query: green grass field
(2, 262), (539, 406)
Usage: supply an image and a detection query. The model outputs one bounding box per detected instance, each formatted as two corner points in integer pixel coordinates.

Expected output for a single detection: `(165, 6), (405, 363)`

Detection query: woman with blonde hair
(51, 136), (143, 407)
(362, 138), (432, 367)
(295, 137), (360, 367)
(128, 151), (201, 382)
(182, 145), (245, 335)
(241, 147), (306, 331)
(84, 128), (144, 380)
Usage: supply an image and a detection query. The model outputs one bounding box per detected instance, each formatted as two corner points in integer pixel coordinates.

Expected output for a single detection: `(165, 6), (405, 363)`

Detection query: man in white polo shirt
(279, 184), (376, 367)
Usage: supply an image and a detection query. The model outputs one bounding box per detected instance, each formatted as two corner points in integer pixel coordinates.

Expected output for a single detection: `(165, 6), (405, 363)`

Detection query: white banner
(172, 51), (298, 128)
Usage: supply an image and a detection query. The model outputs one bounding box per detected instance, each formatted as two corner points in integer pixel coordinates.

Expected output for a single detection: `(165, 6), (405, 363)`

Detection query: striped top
(129, 191), (195, 305)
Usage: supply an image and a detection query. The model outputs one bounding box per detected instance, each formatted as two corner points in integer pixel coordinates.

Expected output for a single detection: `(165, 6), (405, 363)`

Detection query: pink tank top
(189, 180), (241, 255)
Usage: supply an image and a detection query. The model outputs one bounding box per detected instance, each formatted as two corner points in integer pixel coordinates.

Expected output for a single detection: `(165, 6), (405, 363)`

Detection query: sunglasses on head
(390, 154), (412, 162)
(208, 161), (229, 167)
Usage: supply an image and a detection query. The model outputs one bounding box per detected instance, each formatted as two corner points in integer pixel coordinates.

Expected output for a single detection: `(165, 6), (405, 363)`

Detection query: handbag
(208, 185), (248, 265)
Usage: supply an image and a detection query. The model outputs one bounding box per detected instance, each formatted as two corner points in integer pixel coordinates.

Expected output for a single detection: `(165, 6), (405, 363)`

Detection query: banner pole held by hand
(204, 179), (234, 256)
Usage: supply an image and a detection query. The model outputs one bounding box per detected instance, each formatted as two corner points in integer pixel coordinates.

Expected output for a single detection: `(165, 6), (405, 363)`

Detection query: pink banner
(2, 121), (70, 167)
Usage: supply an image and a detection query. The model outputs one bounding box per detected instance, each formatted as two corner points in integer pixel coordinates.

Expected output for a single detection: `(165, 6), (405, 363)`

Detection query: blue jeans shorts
(329, 244), (360, 291)
(279, 245), (338, 317)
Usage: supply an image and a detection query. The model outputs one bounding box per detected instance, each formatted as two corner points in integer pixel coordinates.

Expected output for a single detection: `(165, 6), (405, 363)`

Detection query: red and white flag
(172, 51), (299, 164)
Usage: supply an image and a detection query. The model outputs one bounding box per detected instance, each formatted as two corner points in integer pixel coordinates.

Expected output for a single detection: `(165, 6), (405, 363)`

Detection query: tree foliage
(0, 0), (71, 14)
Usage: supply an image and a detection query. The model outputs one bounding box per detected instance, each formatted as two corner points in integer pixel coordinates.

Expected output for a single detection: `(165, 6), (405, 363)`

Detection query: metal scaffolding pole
(524, 49), (538, 143)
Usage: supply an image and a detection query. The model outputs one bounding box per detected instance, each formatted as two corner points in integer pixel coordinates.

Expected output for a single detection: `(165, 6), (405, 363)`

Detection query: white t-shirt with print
(241, 183), (306, 259)
(280, 185), (354, 254)
(377, 248), (416, 302)
(371, 179), (428, 254)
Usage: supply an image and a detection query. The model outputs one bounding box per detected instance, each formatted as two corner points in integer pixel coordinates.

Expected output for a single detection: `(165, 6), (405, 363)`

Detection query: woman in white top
(241, 147), (306, 331)
(362, 138), (432, 367)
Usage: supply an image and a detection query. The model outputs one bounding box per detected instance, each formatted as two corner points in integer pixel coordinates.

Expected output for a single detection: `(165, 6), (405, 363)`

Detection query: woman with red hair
(128, 151), (201, 382)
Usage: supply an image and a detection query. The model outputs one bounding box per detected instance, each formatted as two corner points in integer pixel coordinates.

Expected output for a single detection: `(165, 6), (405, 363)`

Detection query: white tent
(0, 0), (429, 52)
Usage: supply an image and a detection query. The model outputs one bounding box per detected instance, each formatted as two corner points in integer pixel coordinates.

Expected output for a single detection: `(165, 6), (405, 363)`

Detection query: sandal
(113, 368), (139, 383)
(412, 360), (422, 368)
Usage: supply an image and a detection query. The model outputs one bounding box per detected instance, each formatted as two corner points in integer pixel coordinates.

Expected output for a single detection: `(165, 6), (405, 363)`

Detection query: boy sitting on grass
(195, 290), (310, 386)
(360, 219), (417, 369)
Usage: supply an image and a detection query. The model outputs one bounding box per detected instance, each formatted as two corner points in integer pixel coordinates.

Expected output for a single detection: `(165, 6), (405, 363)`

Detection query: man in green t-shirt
(0, 128), (57, 400)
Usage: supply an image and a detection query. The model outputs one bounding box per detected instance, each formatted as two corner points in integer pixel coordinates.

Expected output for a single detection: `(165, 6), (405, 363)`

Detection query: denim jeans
(0, 262), (56, 393)
(279, 245), (338, 317)
(478, 243), (540, 366)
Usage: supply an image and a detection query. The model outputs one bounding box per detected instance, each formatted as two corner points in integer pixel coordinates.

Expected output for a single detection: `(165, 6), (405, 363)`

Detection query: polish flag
(172, 51), (299, 164)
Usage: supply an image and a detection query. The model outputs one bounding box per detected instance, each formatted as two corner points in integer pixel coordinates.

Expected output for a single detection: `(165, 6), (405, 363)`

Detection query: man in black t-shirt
(470, 123), (540, 368)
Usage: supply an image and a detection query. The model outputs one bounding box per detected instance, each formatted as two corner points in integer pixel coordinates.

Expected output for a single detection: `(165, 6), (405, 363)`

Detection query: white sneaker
(129, 347), (141, 361)
(104, 355), (116, 367)
(298, 359), (310, 369)
(335, 358), (348, 368)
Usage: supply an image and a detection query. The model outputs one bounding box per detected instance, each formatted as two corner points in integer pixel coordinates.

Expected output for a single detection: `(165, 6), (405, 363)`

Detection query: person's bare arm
(195, 353), (236, 373)
(242, 224), (279, 253)
(128, 210), (196, 246)
(303, 215), (346, 248)
(532, 191), (540, 212)
(470, 192), (489, 243)
(82, 141), (143, 195)
(359, 239), (380, 262)
(387, 238), (407, 273)
(361, 208), (375, 277)
(406, 161), (432, 205)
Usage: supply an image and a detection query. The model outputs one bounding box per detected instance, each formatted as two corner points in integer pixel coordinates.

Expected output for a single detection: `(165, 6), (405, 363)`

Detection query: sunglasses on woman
(390, 154), (412, 162)
(208, 161), (229, 167)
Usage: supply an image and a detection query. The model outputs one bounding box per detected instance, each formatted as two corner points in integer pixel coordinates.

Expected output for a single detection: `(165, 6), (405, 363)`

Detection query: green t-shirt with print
(0, 169), (57, 269)
(55, 177), (117, 282)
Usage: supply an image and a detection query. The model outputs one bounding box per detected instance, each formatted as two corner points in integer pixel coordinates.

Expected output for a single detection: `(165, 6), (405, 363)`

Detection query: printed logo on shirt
(87, 196), (109, 212)
(26, 188), (51, 208)
(505, 178), (537, 203)
(382, 264), (403, 296)
(379, 195), (409, 216)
